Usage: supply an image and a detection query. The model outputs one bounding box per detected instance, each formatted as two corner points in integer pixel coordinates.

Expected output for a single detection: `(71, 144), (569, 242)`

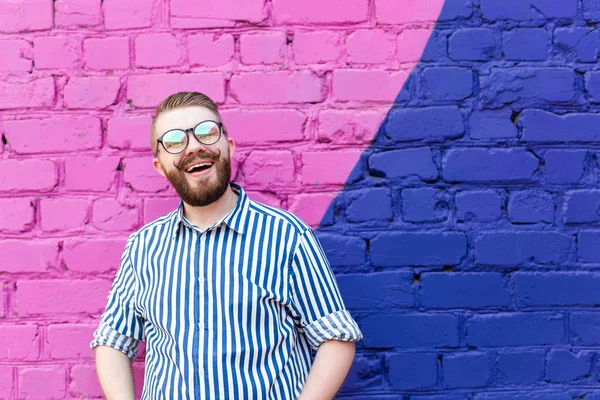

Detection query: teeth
(186, 163), (212, 172)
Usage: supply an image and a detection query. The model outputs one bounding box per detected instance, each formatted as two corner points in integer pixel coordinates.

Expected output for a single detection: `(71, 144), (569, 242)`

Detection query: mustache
(173, 149), (221, 171)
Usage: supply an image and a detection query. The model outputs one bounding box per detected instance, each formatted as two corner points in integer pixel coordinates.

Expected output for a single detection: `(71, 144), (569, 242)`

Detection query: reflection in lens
(163, 130), (187, 153)
(195, 121), (220, 144)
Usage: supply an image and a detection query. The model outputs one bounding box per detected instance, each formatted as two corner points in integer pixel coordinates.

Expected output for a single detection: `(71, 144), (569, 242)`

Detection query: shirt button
(198, 277), (204, 283)
(198, 322), (205, 329)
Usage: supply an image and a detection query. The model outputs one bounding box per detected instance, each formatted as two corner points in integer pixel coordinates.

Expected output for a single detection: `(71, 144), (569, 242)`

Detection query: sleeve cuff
(303, 309), (363, 351)
(90, 322), (141, 360)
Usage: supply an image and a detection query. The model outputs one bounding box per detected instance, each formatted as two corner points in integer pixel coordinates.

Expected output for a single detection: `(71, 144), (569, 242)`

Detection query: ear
(152, 156), (167, 178)
(227, 137), (235, 158)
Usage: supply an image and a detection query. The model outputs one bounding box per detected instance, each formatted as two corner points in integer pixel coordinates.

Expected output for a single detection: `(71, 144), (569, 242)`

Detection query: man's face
(152, 106), (235, 207)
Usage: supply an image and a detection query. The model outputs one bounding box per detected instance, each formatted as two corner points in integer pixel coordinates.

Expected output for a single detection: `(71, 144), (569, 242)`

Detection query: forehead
(154, 106), (219, 134)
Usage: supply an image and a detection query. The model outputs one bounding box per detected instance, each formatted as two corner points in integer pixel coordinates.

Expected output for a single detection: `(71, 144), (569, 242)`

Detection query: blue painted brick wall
(325, 1), (600, 397)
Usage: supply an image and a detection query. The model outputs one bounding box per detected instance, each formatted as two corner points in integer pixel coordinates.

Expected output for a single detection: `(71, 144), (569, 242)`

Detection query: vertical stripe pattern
(91, 184), (362, 400)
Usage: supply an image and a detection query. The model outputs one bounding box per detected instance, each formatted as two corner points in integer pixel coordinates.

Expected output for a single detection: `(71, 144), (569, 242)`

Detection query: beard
(165, 148), (231, 207)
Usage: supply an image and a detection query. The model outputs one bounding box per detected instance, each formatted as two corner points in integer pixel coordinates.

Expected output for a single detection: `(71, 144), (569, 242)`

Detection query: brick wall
(1, 0), (599, 398)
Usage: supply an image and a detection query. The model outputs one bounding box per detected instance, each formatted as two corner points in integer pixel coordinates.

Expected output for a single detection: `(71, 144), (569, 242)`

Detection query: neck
(181, 185), (238, 231)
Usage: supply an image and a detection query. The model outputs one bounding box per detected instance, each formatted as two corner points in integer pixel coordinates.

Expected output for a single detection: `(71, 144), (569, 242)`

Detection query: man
(91, 92), (362, 399)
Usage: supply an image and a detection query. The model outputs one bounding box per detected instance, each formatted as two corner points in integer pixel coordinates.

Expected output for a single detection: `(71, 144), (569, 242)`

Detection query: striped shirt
(91, 183), (362, 400)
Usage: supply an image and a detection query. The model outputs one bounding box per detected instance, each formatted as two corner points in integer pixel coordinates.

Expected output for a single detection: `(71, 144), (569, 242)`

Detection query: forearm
(298, 340), (356, 400)
(95, 345), (136, 400)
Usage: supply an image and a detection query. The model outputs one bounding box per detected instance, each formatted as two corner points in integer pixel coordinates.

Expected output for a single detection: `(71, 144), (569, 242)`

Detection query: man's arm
(298, 340), (356, 400)
(95, 345), (136, 400)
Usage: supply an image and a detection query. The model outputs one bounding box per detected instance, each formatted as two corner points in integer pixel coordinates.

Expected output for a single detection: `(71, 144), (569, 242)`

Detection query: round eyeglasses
(156, 120), (224, 155)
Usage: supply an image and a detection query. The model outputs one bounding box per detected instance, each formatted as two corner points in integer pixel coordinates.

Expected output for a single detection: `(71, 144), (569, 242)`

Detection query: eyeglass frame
(155, 120), (225, 155)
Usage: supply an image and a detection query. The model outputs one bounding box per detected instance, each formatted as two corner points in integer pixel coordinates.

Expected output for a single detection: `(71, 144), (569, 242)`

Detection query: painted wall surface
(1, 0), (600, 398)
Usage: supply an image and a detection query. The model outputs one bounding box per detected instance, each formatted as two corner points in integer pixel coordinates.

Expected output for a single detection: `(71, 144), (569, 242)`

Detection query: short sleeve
(90, 236), (145, 360)
(288, 228), (362, 350)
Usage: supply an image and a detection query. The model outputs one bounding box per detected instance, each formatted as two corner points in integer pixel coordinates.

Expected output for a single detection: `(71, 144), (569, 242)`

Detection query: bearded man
(91, 92), (362, 400)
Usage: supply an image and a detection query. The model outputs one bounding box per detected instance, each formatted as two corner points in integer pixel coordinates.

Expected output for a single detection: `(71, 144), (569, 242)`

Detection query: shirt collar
(172, 183), (250, 238)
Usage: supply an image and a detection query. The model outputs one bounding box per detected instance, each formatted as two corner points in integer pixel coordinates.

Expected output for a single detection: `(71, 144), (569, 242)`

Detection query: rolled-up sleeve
(288, 228), (363, 350)
(90, 236), (145, 360)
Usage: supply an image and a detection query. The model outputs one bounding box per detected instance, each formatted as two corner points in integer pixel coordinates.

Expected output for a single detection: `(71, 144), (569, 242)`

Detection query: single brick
(33, 36), (80, 69)
(18, 366), (66, 399)
(555, 28), (599, 63)
(546, 350), (592, 383)
(469, 108), (518, 139)
(502, 28), (548, 61)
(64, 76), (120, 109)
(422, 273), (510, 309)
(244, 150), (295, 186)
(0, 241), (58, 273)
(84, 37), (130, 70)
(584, 0), (600, 21)
(346, 29), (395, 64)
(4, 117), (101, 154)
(273, 0), (368, 24)
(578, 231), (600, 263)
(0, 78), (55, 109)
(135, 33), (181, 68)
(128, 73), (225, 107)
(570, 312), (600, 345)
(371, 232), (467, 266)
(144, 198), (181, 224)
(0, 0), (52, 33)
(14, 279), (112, 316)
(443, 148), (539, 183)
(384, 107), (464, 142)
(508, 191), (554, 223)
(318, 109), (382, 144)
(333, 69), (410, 102)
(420, 67), (473, 101)
(316, 234), (366, 268)
(240, 32), (286, 65)
(40, 198), (88, 232)
(337, 271), (415, 310)
(0, 325), (40, 360)
(444, 352), (491, 388)
(62, 238), (126, 273)
(481, 0), (577, 20)
(103, 0), (153, 29)
(474, 232), (571, 265)
(368, 148), (438, 181)
(123, 157), (170, 192)
(564, 190), (600, 223)
(514, 272), (600, 307)
(465, 313), (564, 347)
(449, 28), (496, 61)
(0, 40), (32, 72)
(302, 150), (363, 185)
(46, 323), (96, 359)
(345, 188), (392, 222)
(521, 110), (600, 142)
(481, 68), (576, 106)
(545, 150), (586, 184)
(293, 31), (342, 64)
(375, 0), (447, 24)
(389, 353), (437, 390)
(288, 193), (334, 227)
(70, 364), (103, 398)
(55, 0), (101, 27)
(586, 72), (600, 102)
(0, 198), (35, 232)
(231, 71), (324, 104)
(497, 352), (543, 385)
(92, 199), (139, 232)
(107, 116), (152, 150)
(170, 0), (265, 27)
(361, 314), (459, 348)
(398, 29), (445, 63)
(188, 34), (234, 67)
(455, 191), (502, 222)
(221, 109), (305, 144)
(401, 187), (449, 223)
(0, 160), (57, 192)
(64, 156), (119, 192)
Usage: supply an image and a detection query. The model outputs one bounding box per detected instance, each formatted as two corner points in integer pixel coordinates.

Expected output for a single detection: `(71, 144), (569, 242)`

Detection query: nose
(184, 131), (208, 155)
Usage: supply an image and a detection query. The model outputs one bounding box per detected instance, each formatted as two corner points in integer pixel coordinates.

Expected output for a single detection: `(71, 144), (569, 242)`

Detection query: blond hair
(150, 92), (225, 154)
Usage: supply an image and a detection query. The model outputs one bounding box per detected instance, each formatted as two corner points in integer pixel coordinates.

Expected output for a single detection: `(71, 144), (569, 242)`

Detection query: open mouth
(185, 162), (213, 175)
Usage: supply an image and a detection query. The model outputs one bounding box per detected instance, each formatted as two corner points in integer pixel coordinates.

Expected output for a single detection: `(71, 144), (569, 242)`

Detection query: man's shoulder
(127, 210), (179, 243)
(246, 198), (310, 236)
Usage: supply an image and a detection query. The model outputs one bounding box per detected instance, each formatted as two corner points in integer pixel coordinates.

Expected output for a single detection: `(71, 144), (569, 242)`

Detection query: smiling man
(91, 92), (362, 400)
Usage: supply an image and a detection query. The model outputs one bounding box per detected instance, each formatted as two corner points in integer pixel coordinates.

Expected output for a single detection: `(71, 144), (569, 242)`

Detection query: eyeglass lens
(161, 121), (221, 154)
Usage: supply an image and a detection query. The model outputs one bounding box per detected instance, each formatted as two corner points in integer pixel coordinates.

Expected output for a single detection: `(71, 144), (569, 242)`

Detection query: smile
(185, 161), (214, 176)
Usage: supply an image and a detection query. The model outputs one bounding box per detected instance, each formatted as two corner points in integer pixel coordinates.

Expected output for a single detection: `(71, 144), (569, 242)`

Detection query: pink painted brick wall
(0, 0), (441, 397)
